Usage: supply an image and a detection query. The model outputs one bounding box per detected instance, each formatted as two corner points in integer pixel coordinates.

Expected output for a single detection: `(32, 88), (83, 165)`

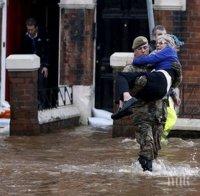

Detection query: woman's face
(156, 38), (167, 51)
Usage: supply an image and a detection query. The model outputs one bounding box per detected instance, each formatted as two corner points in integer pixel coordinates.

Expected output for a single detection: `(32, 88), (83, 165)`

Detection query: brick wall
(60, 8), (94, 86)
(8, 70), (80, 135)
(8, 71), (40, 135)
(113, 116), (136, 138)
(154, 0), (200, 118)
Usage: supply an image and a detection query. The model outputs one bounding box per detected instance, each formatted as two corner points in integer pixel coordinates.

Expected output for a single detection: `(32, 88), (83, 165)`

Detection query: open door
(6, 0), (60, 101)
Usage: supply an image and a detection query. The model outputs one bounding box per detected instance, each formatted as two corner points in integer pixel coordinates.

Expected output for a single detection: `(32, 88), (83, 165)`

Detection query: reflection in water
(0, 126), (199, 195)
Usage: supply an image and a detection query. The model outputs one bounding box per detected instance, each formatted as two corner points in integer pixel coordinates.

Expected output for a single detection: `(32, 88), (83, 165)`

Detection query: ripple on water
(68, 126), (110, 136)
(121, 138), (140, 150)
(56, 158), (200, 178)
(168, 138), (198, 148)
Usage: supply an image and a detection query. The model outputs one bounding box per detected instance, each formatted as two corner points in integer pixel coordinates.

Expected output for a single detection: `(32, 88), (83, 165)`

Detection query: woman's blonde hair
(157, 34), (176, 48)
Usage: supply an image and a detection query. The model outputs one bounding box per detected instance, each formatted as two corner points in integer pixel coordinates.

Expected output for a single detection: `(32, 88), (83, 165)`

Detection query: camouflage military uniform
(123, 64), (166, 160)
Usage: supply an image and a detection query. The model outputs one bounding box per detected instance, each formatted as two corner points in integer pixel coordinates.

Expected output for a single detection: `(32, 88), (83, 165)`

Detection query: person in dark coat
(22, 18), (49, 109)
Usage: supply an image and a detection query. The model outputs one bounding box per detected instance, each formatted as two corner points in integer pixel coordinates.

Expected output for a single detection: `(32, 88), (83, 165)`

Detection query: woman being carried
(112, 34), (180, 120)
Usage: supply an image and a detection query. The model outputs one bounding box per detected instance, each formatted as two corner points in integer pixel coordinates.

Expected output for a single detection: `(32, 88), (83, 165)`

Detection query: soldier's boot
(138, 155), (153, 172)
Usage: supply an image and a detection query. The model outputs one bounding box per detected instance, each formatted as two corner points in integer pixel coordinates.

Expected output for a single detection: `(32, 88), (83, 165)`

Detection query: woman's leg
(115, 72), (143, 103)
(137, 72), (168, 102)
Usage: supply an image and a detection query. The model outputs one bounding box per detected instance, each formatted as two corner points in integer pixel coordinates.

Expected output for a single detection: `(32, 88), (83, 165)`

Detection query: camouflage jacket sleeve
(122, 64), (150, 73)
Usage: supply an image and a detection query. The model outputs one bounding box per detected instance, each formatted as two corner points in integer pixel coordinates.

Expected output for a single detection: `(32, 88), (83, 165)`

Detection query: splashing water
(57, 158), (200, 178)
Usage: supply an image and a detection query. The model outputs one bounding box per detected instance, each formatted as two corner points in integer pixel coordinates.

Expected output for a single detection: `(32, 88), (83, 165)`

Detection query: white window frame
(154, 0), (186, 11)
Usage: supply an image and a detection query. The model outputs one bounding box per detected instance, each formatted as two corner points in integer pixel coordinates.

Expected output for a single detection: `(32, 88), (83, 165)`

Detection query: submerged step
(173, 118), (200, 131)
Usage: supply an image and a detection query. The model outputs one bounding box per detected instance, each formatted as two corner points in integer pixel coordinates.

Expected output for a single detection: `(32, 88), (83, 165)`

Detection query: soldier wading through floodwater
(112, 36), (182, 171)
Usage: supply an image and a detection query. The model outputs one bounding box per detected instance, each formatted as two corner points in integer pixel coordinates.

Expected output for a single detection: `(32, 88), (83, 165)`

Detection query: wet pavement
(0, 126), (199, 195)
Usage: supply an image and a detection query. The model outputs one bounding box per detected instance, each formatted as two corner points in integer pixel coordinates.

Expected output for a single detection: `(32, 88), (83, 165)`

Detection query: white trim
(153, 0), (186, 11)
(92, 6), (96, 108)
(58, 5), (61, 86)
(59, 0), (96, 9)
(1, 0), (7, 103)
(156, 70), (172, 93)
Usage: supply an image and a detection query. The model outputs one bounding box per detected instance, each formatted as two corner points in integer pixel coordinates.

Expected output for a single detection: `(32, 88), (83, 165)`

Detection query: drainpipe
(146, 0), (155, 40)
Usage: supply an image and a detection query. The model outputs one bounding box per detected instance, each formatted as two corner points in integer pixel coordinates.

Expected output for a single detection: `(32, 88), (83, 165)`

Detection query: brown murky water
(0, 126), (199, 195)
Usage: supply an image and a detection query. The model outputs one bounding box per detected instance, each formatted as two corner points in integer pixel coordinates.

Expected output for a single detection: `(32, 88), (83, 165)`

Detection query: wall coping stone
(59, 0), (96, 9)
(110, 52), (134, 70)
(38, 105), (80, 124)
(6, 54), (40, 71)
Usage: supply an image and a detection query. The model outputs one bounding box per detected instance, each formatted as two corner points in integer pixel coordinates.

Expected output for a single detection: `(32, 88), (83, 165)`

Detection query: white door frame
(1, 0), (7, 103)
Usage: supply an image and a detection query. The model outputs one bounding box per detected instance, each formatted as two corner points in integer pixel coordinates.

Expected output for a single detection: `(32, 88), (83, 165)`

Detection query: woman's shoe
(111, 98), (137, 120)
(111, 97), (138, 120)
(111, 107), (133, 120)
(121, 97), (138, 110)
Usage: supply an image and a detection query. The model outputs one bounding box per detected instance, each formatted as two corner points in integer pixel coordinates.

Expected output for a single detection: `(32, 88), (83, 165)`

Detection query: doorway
(6, 0), (60, 100)
(95, 0), (149, 112)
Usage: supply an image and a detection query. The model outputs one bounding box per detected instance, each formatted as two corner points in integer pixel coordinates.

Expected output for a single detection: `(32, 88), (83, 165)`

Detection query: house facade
(1, 0), (200, 125)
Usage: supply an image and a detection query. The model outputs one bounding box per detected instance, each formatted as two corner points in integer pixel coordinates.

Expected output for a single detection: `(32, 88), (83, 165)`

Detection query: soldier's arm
(169, 88), (181, 106)
(132, 46), (173, 66)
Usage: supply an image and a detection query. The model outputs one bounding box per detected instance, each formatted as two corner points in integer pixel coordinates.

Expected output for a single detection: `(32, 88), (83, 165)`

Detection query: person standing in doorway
(22, 18), (49, 109)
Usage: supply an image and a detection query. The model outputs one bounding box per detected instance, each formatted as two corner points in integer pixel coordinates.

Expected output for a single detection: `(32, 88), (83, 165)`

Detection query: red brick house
(1, 0), (200, 128)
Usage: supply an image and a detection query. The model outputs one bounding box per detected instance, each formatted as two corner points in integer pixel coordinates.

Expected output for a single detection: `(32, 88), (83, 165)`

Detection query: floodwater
(0, 126), (199, 195)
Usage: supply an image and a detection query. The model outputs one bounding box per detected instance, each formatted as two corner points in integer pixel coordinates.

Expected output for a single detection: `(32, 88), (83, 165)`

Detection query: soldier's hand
(172, 96), (181, 107)
(175, 98), (181, 107)
(41, 67), (48, 78)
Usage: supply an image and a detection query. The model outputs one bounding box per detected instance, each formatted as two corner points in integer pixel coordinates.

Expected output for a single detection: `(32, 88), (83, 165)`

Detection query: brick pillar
(59, 0), (96, 124)
(6, 55), (40, 136)
(110, 52), (137, 137)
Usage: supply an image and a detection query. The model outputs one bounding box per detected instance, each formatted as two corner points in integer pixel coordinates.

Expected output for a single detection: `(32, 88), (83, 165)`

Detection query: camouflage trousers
(122, 64), (167, 160)
(132, 99), (167, 160)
